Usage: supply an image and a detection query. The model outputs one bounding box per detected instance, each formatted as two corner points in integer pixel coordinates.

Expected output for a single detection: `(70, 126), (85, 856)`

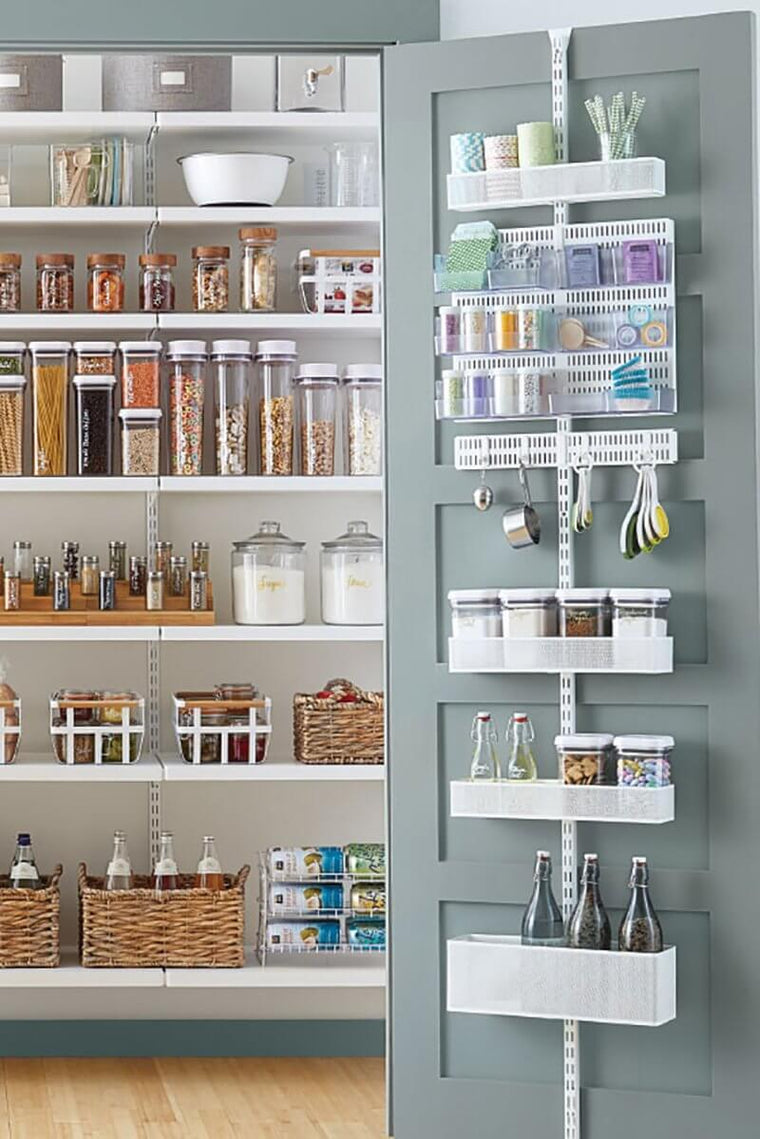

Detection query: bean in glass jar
(239, 227), (277, 312)
(0, 253), (21, 313)
(192, 246), (229, 313)
(87, 253), (125, 313)
(138, 253), (176, 312)
(36, 254), (74, 312)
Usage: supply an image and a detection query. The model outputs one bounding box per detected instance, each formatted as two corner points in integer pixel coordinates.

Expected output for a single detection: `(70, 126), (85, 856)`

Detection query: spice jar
(30, 342), (70, 476)
(321, 520), (384, 625)
(190, 570), (208, 611)
(232, 520), (306, 626)
(108, 540), (127, 581)
(146, 570), (164, 610)
(99, 569), (116, 610)
(54, 570), (70, 610)
(119, 341), (161, 408)
(4, 572), (19, 610)
(239, 226), (277, 312)
(255, 340), (297, 476)
(343, 364), (382, 476)
(166, 340), (206, 476)
(119, 408), (162, 476)
(74, 375), (116, 476)
(557, 588), (610, 637)
(192, 245), (229, 313)
(0, 357), (26, 477)
(12, 541), (32, 581)
(555, 733), (614, 785)
(296, 364), (338, 476)
(129, 555), (147, 596)
(191, 541), (210, 574)
(212, 339), (251, 476)
(0, 253), (21, 312)
(73, 341), (117, 376)
(81, 555), (100, 596)
(138, 253), (176, 313)
(169, 555), (188, 597)
(610, 588), (671, 638)
(154, 542), (173, 575)
(87, 253), (125, 313)
(33, 555), (51, 596)
(62, 541), (79, 581)
(500, 588), (557, 637)
(614, 734), (674, 788)
(448, 589), (502, 638)
(36, 254), (74, 312)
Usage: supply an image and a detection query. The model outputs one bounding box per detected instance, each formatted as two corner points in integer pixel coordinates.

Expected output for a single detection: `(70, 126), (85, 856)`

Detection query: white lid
(554, 733), (614, 750)
(29, 341), (71, 353)
(211, 339), (251, 357)
(73, 342), (117, 353)
(118, 341), (162, 354)
(255, 339), (297, 358)
(439, 306), (460, 316)
(344, 363), (383, 381)
(613, 734), (675, 751)
(0, 376), (26, 389)
(118, 408), (163, 421)
(296, 363), (340, 381)
(166, 339), (207, 358)
(0, 342), (26, 353)
(556, 588), (609, 603)
(500, 588), (557, 604)
(448, 588), (502, 604)
(73, 374), (117, 388)
(609, 588), (671, 603)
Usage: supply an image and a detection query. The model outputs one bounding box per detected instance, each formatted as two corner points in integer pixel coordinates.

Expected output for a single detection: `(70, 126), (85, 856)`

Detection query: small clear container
(321, 520), (384, 625)
(36, 254), (74, 312)
(138, 253), (176, 312)
(73, 341), (117, 376)
(119, 341), (161, 408)
(448, 589), (502, 639)
(192, 245), (229, 313)
(74, 375), (116, 476)
(555, 733), (614, 786)
(557, 588), (610, 637)
(255, 339), (297, 476)
(0, 253), (21, 312)
(296, 364), (338, 476)
(500, 588), (557, 637)
(343, 364), (382, 476)
(614, 734), (674, 788)
(610, 588), (671, 638)
(212, 339), (251, 476)
(0, 344), (26, 476)
(30, 341), (71, 477)
(239, 226), (277, 312)
(87, 253), (125, 313)
(119, 408), (162, 476)
(232, 521), (306, 626)
(166, 339), (206, 477)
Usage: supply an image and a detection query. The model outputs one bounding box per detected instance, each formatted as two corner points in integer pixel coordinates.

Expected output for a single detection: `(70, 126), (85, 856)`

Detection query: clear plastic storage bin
(166, 340), (206, 477)
(448, 589), (503, 639)
(610, 589), (671, 638)
(296, 364), (338, 477)
(557, 588), (610, 637)
(119, 408), (162, 476)
(614, 734), (674, 788)
(500, 588), (557, 637)
(213, 339), (251, 476)
(555, 733), (614, 786)
(74, 375), (115, 476)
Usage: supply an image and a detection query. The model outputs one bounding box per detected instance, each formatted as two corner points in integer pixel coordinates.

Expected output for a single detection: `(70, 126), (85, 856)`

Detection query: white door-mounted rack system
(453, 427), (678, 471)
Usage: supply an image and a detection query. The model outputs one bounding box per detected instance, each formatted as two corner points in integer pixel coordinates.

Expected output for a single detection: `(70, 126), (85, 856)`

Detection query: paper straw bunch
(584, 92), (646, 159)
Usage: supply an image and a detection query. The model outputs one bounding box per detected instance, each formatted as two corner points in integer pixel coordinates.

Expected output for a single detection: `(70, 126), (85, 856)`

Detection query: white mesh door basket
(450, 780), (674, 824)
(0, 698), (21, 765)
(448, 636), (673, 673)
(446, 159), (665, 211)
(447, 936), (676, 1026)
(102, 55), (231, 111)
(173, 692), (272, 765)
(50, 694), (144, 766)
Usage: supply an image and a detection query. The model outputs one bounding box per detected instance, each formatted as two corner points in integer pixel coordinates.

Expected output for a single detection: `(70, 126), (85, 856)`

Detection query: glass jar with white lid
(343, 364), (383, 476)
(557, 588), (610, 637)
(448, 589), (502, 639)
(609, 588), (671, 638)
(232, 521), (306, 626)
(321, 520), (383, 625)
(555, 733), (614, 785)
(500, 588), (557, 637)
(614, 734), (674, 788)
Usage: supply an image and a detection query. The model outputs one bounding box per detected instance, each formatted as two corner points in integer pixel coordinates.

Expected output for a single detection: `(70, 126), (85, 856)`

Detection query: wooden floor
(0, 1057), (387, 1138)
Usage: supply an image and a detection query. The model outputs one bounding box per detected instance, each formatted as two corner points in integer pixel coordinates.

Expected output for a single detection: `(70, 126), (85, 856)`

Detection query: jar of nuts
(555, 733), (614, 786)
(192, 245), (229, 313)
(295, 364), (338, 476)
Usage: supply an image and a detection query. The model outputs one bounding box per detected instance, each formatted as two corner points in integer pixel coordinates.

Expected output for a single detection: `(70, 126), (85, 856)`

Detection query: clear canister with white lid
(448, 589), (502, 639)
(344, 363), (382, 476)
(0, 342), (26, 476)
(555, 733), (614, 785)
(614, 734), (674, 788)
(500, 588), (557, 637)
(213, 339), (252, 476)
(166, 339), (206, 476)
(557, 588), (610, 637)
(119, 341), (162, 408)
(119, 408), (162, 476)
(232, 520), (306, 625)
(296, 363), (339, 476)
(29, 341), (71, 476)
(73, 341), (117, 376)
(255, 339), (297, 475)
(321, 520), (384, 625)
(74, 374), (116, 475)
(610, 588), (671, 638)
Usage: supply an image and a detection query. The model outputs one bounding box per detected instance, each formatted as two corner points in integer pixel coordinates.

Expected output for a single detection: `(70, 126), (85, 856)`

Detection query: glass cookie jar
(320, 520), (384, 625)
(231, 521), (306, 626)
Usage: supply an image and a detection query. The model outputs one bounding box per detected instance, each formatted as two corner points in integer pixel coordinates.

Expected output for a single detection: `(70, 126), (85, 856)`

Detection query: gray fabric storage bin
(102, 55), (231, 112)
(0, 55), (62, 111)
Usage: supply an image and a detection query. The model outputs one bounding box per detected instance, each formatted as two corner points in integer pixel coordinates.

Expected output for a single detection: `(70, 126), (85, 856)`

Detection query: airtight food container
(448, 589), (502, 639)
(555, 733), (614, 786)
(557, 588), (610, 637)
(500, 588), (557, 637)
(609, 588), (671, 638)
(321, 520), (384, 625)
(614, 734), (674, 788)
(232, 521), (306, 626)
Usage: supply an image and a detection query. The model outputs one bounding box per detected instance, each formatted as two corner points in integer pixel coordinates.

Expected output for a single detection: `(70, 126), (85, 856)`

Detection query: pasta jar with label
(296, 364), (338, 476)
(30, 341), (71, 476)
(119, 341), (161, 408)
(343, 364), (382, 476)
(166, 340), (206, 476)
(212, 339), (251, 476)
(36, 254), (74, 312)
(192, 246), (229, 313)
(0, 343), (26, 477)
(119, 408), (162, 476)
(87, 253), (125, 313)
(73, 341), (117, 376)
(320, 520), (384, 625)
(255, 339), (297, 476)
(232, 520), (306, 625)
(239, 226), (277, 312)
(138, 253), (176, 312)
(0, 253), (21, 313)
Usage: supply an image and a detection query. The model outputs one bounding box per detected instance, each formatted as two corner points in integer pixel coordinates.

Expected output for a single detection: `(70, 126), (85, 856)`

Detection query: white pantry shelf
(0, 626), (160, 642)
(0, 207), (154, 227)
(448, 636), (673, 674)
(156, 111), (379, 142)
(0, 111), (154, 141)
(157, 312), (382, 336)
(160, 753), (384, 782)
(159, 475), (382, 494)
(0, 753), (163, 782)
(165, 954), (385, 988)
(0, 477), (157, 493)
(450, 780), (674, 824)
(0, 951), (163, 988)
(162, 624), (384, 643)
(0, 313), (155, 333)
(156, 206), (381, 233)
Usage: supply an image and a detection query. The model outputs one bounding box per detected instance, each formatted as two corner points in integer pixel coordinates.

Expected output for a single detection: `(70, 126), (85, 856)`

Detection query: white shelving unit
(448, 636), (673, 674)
(162, 625), (383, 643)
(155, 111), (379, 139)
(0, 475), (381, 494)
(0, 753), (162, 782)
(160, 753), (384, 782)
(157, 312), (381, 334)
(156, 206), (381, 232)
(450, 780), (674, 824)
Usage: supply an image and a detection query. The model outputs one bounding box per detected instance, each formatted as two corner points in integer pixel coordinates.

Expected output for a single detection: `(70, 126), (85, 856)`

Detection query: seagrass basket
(78, 863), (248, 968)
(0, 865), (62, 967)
(293, 678), (384, 765)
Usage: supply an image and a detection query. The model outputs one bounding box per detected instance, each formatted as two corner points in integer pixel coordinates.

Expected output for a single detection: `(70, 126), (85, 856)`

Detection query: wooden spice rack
(0, 580), (215, 626)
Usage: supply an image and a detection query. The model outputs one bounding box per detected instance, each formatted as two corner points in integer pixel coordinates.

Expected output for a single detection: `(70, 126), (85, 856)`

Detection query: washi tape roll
(484, 134), (519, 170)
(641, 321), (667, 347)
(516, 122), (556, 167)
(616, 324), (639, 348)
(450, 132), (486, 173)
(628, 303), (652, 327)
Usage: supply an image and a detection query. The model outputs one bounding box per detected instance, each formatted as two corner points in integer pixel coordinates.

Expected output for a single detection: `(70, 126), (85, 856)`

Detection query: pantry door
(384, 13), (760, 1139)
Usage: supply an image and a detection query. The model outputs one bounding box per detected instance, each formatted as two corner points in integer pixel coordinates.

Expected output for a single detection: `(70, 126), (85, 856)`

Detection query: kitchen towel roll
(517, 122), (556, 167)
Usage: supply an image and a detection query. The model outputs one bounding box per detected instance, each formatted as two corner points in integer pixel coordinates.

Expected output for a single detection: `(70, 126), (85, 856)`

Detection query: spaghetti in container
(30, 341), (71, 476)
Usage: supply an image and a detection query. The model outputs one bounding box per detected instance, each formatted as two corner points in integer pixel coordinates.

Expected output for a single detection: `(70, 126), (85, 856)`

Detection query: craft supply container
(87, 253), (125, 313)
(119, 341), (161, 408)
(73, 341), (117, 376)
(36, 254), (74, 312)
(0, 253), (21, 312)
(0, 366), (26, 477)
(296, 364), (338, 477)
(119, 408), (162, 476)
(213, 339), (251, 476)
(614, 734), (674, 788)
(557, 588), (610, 637)
(500, 588), (558, 637)
(448, 589), (502, 639)
(232, 521), (306, 626)
(255, 339), (297, 476)
(166, 340), (206, 477)
(138, 254), (176, 312)
(240, 226), (277, 312)
(610, 588), (671, 638)
(30, 341), (70, 477)
(321, 521), (384, 625)
(102, 54), (231, 112)
(343, 364), (382, 476)
(192, 245), (229, 313)
(555, 733), (614, 786)
(74, 375), (116, 476)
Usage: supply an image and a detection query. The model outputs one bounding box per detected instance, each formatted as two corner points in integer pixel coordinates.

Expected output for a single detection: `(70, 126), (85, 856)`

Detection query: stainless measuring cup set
(471, 461), (542, 549)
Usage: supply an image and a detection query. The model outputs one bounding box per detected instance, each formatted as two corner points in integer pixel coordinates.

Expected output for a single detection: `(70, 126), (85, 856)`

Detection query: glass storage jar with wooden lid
(0, 253), (21, 313)
(192, 245), (229, 313)
(138, 253), (176, 312)
(87, 253), (125, 313)
(36, 254), (74, 312)
(240, 226), (277, 312)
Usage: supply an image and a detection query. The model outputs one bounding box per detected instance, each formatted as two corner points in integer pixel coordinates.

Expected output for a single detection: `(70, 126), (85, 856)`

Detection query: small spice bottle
(4, 572), (20, 610)
(138, 253), (176, 313)
(61, 540), (79, 581)
(13, 541), (32, 581)
(33, 555), (51, 597)
(0, 253), (21, 313)
(191, 541), (210, 574)
(129, 555), (147, 596)
(154, 541), (173, 576)
(36, 254), (74, 312)
(239, 227), (277, 312)
(192, 246), (229, 313)
(81, 555), (100, 596)
(87, 254), (125, 313)
(190, 570), (208, 611)
(53, 570), (70, 611)
(108, 541), (127, 580)
(146, 570), (164, 611)
(99, 570), (116, 610)
(169, 555), (188, 597)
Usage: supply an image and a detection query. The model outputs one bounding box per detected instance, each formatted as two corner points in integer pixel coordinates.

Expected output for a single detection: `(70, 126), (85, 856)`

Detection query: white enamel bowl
(178, 152), (294, 207)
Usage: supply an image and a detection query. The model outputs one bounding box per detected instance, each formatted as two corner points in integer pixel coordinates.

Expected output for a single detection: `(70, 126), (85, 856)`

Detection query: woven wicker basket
(293, 679), (384, 765)
(78, 863), (249, 968)
(0, 865), (62, 967)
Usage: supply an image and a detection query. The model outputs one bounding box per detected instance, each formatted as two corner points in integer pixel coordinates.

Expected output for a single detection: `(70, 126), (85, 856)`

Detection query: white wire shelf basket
(50, 693), (144, 765)
(447, 935), (676, 1026)
(173, 691), (272, 766)
(448, 636), (674, 674)
(450, 780), (674, 824)
(0, 699), (21, 765)
(453, 428), (678, 471)
(446, 158), (666, 212)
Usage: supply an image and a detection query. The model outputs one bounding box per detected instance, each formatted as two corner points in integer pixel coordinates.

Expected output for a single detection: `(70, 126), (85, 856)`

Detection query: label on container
(107, 858), (131, 877)
(154, 858), (178, 876)
(10, 862), (39, 881)
(197, 858), (222, 875)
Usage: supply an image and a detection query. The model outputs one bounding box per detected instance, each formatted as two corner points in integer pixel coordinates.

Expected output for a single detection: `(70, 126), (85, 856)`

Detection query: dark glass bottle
(566, 853), (611, 949)
(521, 850), (564, 946)
(618, 856), (663, 953)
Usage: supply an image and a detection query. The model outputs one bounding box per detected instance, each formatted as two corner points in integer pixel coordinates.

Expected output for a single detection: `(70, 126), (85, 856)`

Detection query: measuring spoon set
(619, 463), (670, 558)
